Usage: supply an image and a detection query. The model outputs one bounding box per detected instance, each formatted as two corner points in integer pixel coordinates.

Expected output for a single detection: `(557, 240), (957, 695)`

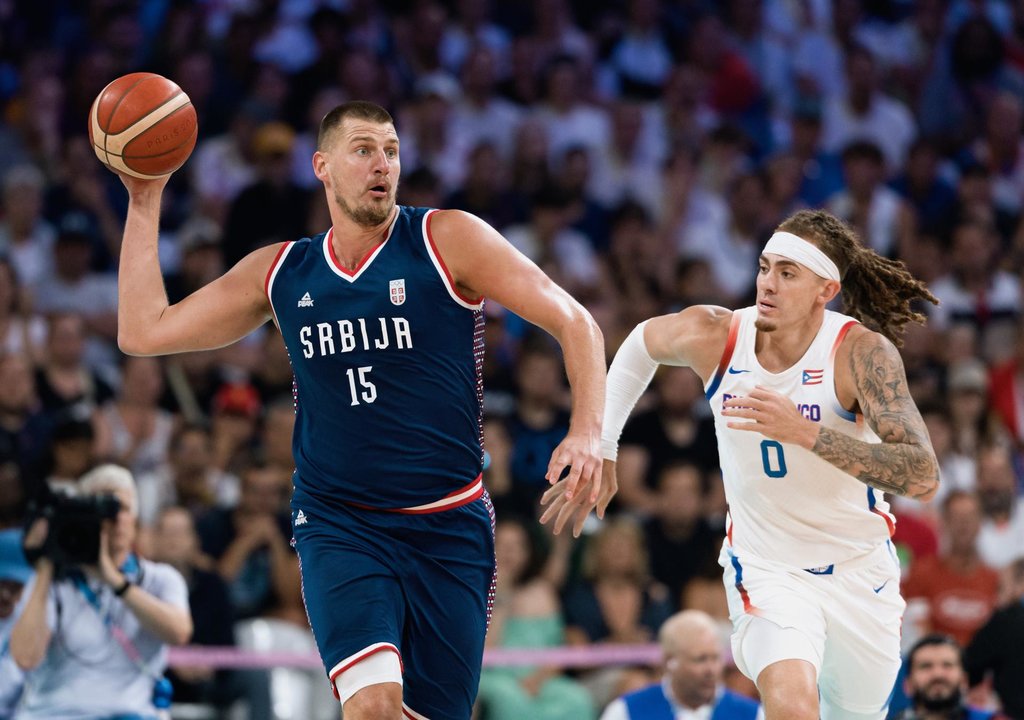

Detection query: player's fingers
(722, 407), (759, 420)
(554, 491), (586, 534)
(573, 501), (596, 538)
(562, 457), (585, 498)
(726, 421), (761, 431)
(540, 482), (567, 506)
(596, 479), (617, 518)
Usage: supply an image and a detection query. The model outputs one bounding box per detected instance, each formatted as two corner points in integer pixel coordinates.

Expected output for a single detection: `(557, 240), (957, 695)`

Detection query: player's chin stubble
(754, 319), (777, 333)
(335, 191), (395, 227)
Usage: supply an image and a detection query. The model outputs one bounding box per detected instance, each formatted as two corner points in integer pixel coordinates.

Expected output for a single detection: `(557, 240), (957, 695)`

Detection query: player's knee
(342, 682), (403, 720)
(761, 685), (818, 720)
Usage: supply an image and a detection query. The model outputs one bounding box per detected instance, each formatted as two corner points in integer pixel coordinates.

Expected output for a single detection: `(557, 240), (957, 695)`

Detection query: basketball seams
(99, 73), (150, 166)
(100, 92), (191, 155)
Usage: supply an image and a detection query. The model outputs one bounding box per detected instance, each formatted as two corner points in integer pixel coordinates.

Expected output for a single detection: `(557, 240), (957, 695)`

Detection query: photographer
(10, 464), (192, 719)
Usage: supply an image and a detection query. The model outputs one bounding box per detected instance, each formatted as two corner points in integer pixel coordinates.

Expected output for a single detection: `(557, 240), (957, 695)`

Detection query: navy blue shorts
(291, 487), (496, 719)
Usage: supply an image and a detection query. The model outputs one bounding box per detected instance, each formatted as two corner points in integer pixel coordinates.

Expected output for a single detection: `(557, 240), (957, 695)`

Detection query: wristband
(113, 577), (133, 597)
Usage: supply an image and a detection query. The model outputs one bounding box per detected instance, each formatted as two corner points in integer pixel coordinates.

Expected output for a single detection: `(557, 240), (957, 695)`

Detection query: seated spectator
(966, 557), (1024, 719)
(975, 444), (1024, 569)
(616, 366), (719, 516)
(33, 312), (114, 420)
(43, 407), (97, 496)
(903, 491), (1001, 648)
(136, 424), (240, 528)
(95, 355), (177, 479)
(565, 517), (674, 645)
(600, 610), (760, 720)
(0, 352), (51, 484)
(891, 634), (995, 720)
(477, 516), (594, 720)
(195, 462), (304, 625)
(10, 465), (192, 719)
(643, 461), (724, 607)
(0, 529), (32, 719)
(150, 506), (271, 720)
(0, 257), (44, 364)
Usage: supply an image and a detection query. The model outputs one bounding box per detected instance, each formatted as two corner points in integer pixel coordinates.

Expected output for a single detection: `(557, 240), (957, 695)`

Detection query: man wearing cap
(545, 209), (940, 720)
(0, 529), (32, 719)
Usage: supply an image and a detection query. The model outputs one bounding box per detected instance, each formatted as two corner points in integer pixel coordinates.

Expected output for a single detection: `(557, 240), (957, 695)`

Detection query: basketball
(88, 72), (198, 179)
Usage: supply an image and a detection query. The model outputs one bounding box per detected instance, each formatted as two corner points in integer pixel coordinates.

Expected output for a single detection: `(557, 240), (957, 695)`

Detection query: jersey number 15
(346, 366), (377, 405)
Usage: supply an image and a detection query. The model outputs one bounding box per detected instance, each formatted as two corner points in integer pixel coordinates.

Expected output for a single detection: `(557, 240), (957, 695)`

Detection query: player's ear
(820, 279), (840, 304)
(312, 151), (329, 183)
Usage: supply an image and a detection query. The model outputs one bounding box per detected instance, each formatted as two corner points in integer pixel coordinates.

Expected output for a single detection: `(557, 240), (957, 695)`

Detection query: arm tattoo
(811, 333), (938, 499)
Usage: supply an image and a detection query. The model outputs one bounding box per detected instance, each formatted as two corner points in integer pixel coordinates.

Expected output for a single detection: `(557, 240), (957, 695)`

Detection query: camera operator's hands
(95, 525), (126, 589)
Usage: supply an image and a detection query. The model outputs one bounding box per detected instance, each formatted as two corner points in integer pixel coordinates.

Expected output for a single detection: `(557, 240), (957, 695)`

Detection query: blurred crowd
(2, 0), (1024, 717)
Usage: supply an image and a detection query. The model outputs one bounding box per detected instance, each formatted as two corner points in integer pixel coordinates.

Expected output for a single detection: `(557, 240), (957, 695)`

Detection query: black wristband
(113, 577), (132, 597)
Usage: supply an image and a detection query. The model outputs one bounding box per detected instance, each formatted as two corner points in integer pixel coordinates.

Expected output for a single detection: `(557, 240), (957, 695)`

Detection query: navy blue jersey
(268, 206), (485, 510)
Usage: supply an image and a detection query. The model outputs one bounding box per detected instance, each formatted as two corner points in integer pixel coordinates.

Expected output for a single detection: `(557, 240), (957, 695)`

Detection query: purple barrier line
(168, 644), (663, 669)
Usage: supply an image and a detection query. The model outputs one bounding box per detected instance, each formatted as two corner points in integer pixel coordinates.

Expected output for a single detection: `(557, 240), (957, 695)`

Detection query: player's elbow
(118, 327), (161, 357)
(917, 454), (940, 502)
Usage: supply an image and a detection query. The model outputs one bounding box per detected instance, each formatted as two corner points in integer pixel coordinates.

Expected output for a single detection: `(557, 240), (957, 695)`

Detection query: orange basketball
(88, 72), (198, 179)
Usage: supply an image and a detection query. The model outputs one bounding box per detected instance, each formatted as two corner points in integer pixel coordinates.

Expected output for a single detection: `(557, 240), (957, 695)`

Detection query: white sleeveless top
(705, 307), (895, 568)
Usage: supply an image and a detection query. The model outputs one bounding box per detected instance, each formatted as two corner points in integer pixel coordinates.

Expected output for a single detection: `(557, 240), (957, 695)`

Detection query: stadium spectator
(600, 609), (760, 720)
(891, 634), (995, 720)
(150, 506), (272, 720)
(966, 557), (1024, 719)
(643, 460), (724, 608)
(477, 516), (595, 720)
(903, 490), (1001, 647)
(195, 462), (303, 625)
(975, 444), (1024, 570)
(136, 424), (239, 528)
(616, 366), (719, 515)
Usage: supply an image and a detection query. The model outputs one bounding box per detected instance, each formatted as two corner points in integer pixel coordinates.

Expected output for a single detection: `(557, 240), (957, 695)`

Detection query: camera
(24, 487), (121, 572)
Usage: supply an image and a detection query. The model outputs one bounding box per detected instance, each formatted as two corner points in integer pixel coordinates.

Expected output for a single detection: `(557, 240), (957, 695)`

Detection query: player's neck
(329, 206), (398, 269)
(754, 312), (825, 373)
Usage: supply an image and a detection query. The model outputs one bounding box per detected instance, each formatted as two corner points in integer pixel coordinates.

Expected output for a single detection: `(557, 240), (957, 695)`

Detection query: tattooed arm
(812, 330), (939, 500)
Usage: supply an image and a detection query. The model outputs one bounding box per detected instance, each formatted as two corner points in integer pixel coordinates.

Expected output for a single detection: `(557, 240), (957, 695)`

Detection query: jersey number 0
(760, 440), (788, 477)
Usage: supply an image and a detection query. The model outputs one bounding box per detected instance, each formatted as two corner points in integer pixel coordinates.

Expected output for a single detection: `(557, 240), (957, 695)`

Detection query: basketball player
(543, 210), (940, 720)
(114, 101), (607, 720)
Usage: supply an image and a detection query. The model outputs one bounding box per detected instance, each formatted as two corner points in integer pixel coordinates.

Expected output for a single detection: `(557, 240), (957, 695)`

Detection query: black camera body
(24, 488), (121, 573)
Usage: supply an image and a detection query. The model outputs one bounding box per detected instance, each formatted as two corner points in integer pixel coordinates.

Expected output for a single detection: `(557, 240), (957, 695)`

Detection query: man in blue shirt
(600, 610), (761, 720)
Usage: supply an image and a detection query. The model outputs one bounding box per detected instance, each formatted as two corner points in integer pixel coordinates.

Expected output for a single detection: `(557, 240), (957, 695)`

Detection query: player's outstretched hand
(114, 170), (172, 196)
(722, 385), (820, 449)
(544, 429), (602, 500)
(540, 459), (618, 537)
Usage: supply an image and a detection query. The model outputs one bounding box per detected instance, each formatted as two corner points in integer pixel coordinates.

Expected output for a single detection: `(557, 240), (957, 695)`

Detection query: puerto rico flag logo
(389, 279), (406, 305)
(802, 369), (824, 385)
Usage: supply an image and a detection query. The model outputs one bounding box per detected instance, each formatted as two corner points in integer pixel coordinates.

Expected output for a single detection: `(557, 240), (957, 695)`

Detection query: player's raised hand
(722, 385), (820, 449)
(540, 459), (618, 537)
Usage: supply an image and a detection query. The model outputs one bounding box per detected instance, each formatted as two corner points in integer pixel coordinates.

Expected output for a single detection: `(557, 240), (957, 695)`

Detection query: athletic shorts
(291, 486), (496, 720)
(721, 541), (905, 717)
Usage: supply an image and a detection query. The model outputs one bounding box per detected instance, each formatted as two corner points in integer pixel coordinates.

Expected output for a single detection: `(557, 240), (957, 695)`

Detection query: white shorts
(721, 541), (904, 718)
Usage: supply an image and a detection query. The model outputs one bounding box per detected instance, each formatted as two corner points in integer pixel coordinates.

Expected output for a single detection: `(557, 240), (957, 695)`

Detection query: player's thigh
(291, 518), (404, 683)
(722, 550), (827, 682)
(398, 497), (496, 720)
(819, 556), (904, 719)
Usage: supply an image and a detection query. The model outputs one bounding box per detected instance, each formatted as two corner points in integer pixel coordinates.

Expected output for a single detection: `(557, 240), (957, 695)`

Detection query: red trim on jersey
(425, 211), (484, 305)
(326, 227), (386, 277)
(829, 319), (859, 362)
(328, 644), (404, 700)
(264, 242), (292, 297)
(344, 475), (484, 515)
(726, 518), (733, 546)
(872, 508), (896, 537)
(716, 313), (742, 376)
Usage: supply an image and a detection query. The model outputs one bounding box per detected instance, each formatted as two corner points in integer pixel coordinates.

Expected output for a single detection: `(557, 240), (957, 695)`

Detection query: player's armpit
(812, 331), (939, 500)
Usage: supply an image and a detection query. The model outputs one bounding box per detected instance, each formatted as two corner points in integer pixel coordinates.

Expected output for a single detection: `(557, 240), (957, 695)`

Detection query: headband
(762, 231), (841, 281)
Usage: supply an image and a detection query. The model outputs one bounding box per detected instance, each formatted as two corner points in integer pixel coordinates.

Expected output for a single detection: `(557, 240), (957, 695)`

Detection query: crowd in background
(1, 0), (1024, 717)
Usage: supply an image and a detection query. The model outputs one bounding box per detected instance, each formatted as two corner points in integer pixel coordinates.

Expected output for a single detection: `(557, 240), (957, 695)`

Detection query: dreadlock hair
(777, 209), (938, 347)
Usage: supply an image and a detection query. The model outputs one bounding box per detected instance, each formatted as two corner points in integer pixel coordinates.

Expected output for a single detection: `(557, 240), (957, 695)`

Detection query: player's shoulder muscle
(644, 305), (732, 380)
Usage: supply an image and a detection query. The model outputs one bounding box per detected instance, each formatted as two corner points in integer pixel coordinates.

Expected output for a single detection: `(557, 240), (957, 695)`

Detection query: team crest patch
(389, 279), (406, 305)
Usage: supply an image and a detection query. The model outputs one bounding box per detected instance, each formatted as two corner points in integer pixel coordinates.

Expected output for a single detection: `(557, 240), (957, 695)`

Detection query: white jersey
(706, 307), (895, 568)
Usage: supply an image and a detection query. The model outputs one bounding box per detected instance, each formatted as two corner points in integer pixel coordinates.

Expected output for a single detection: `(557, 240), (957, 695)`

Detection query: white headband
(763, 231), (841, 281)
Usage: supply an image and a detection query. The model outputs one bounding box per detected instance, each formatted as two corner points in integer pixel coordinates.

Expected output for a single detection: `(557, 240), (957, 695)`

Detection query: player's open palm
(722, 385), (819, 449)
